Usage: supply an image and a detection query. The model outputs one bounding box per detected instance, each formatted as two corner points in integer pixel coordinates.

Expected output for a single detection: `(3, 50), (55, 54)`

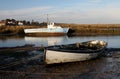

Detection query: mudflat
(0, 46), (120, 79)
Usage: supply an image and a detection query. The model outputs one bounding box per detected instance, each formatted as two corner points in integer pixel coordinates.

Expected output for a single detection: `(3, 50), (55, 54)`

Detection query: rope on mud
(0, 54), (44, 69)
(0, 58), (29, 70)
(98, 48), (120, 57)
(0, 60), (23, 69)
(107, 48), (120, 51)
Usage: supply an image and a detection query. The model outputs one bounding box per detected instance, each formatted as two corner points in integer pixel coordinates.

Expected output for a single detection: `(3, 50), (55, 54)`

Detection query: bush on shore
(0, 26), (24, 35)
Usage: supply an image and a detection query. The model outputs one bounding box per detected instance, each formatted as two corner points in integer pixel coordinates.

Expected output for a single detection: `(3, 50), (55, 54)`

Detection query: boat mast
(47, 14), (49, 26)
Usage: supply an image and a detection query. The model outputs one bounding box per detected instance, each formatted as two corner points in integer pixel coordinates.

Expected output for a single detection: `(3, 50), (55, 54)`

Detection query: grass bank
(0, 26), (24, 35)
(0, 24), (120, 35)
(60, 24), (120, 35)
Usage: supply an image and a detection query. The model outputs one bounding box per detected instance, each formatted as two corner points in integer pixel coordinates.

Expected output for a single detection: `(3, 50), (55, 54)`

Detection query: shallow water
(0, 35), (120, 48)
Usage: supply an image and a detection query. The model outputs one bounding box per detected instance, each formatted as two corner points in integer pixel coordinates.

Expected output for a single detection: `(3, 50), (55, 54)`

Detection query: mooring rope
(0, 60), (24, 69)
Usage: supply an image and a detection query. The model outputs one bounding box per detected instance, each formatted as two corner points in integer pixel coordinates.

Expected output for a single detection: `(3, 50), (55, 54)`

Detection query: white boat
(24, 22), (69, 35)
(44, 40), (107, 64)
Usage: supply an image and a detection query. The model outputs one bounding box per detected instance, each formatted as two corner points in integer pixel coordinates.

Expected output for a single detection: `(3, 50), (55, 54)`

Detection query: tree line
(4, 19), (47, 26)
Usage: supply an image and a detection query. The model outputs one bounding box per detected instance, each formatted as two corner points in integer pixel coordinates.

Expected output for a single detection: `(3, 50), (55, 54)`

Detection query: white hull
(24, 22), (69, 34)
(45, 50), (99, 64)
(24, 28), (69, 34)
(44, 40), (107, 64)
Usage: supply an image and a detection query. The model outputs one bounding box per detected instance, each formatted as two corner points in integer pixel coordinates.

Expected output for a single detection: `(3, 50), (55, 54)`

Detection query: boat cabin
(47, 22), (61, 28)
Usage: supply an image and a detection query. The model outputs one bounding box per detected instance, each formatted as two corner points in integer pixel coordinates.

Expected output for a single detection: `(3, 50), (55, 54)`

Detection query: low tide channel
(0, 35), (120, 48)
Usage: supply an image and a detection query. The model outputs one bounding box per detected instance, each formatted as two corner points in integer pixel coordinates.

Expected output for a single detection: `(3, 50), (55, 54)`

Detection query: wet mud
(0, 48), (120, 79)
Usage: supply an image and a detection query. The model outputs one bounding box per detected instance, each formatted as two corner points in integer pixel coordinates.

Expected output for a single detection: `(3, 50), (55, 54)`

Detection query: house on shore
(0, 19), (24, 26)
(6, 19), (16, 26)
(18, 21), (24, 26)
(0, 20), (6, 26)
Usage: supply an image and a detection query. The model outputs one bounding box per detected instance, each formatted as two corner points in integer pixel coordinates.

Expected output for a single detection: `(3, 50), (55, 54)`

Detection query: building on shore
(0, 20), (6, 26)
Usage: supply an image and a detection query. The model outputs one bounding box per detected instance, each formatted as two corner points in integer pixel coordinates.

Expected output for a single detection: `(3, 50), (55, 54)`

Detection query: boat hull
(24, 28), (69, 35)
(44, 40), (107, 64)
(25, 32), (67, 36)
(45, 50), (99, 64)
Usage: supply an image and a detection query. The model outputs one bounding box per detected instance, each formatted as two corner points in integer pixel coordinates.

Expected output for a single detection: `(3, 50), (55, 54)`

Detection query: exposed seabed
(0, 47), (120, 79)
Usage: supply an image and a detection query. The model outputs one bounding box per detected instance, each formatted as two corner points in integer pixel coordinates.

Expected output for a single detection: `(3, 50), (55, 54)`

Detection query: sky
(0, 0), (120, 24)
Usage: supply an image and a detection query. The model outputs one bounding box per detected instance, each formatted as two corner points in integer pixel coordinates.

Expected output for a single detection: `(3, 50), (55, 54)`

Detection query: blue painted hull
(24, 28), (69, 34)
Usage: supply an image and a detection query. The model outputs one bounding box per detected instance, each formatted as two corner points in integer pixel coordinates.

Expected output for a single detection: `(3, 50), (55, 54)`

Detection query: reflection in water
(0, 35), (120, 48)
(25, 36), (69, 47)
(0, 35), (24, 41)
(0, 35), (25, 47)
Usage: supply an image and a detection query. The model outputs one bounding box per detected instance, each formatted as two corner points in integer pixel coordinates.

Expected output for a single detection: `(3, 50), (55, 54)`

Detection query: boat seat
(76, 42), (82, 48)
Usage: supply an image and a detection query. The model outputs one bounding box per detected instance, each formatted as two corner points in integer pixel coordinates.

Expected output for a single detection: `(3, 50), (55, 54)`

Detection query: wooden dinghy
(44, 40), (107, 64)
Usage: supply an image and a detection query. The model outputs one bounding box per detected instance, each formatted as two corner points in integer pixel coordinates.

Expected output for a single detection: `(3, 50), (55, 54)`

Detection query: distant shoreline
(0, 24), (120, 36)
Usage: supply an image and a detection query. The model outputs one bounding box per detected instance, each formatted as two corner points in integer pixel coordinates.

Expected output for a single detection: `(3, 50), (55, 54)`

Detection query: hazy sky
(0, 0), (120, 24)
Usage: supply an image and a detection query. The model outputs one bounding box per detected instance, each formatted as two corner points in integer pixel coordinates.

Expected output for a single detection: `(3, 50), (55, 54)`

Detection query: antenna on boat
(47, 14), (49, 26)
